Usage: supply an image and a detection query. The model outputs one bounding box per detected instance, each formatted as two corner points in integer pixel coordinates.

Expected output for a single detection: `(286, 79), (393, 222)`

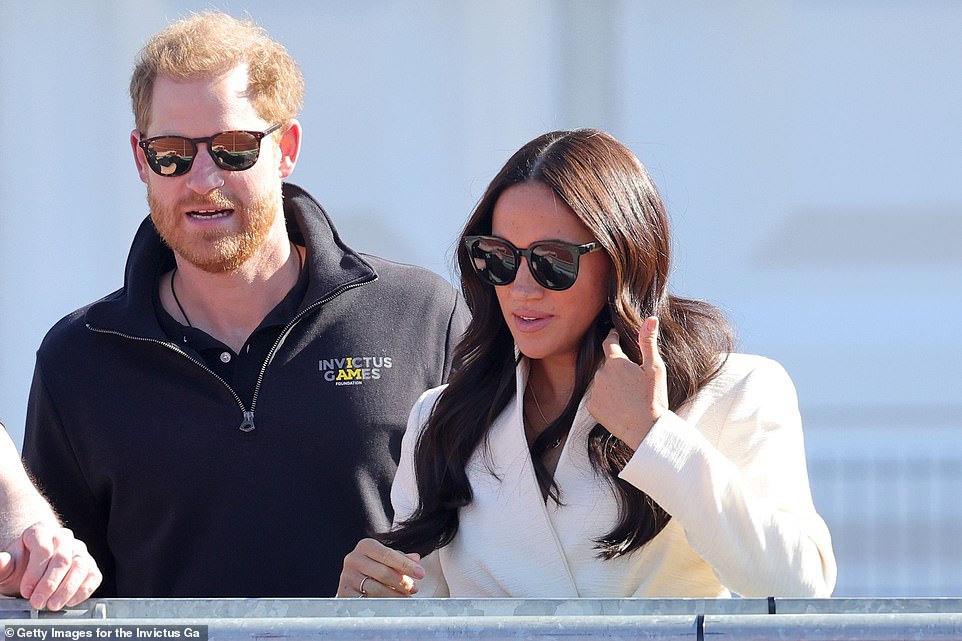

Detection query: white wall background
(1, 1), (960, 596)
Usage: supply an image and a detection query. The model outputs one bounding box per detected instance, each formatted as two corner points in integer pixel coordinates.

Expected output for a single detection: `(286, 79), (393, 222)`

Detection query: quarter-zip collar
(85, 182), (377, 338)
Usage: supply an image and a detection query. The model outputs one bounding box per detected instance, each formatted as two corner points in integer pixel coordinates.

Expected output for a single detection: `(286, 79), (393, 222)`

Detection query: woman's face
(490, 181), (611, 369)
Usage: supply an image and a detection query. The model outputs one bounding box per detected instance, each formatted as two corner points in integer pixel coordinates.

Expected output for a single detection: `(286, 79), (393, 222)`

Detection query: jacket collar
(84, 182), (377, 339)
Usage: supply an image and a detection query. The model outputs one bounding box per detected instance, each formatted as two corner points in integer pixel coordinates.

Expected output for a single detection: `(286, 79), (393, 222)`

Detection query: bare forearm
(0, 429), (60, 548)
(1, 489), (60, 548)
(0, 427), (102, 609)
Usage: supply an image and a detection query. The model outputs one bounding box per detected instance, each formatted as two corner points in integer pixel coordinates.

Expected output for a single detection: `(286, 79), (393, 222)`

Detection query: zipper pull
(239, 411), (255, 433)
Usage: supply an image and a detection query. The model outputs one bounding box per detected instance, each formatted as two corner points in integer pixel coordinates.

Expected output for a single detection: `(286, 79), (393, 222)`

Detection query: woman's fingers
(337, 538), (424, 598)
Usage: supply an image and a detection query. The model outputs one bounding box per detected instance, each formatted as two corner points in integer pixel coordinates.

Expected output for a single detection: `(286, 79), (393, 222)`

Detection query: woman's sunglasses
(463, 235), (602, 291)
(138, 123), (283, 177)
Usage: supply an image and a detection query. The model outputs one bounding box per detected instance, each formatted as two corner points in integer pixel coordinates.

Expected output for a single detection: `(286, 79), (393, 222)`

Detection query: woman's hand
(586, 317), (669, 450)
(336, 537), (425, 598)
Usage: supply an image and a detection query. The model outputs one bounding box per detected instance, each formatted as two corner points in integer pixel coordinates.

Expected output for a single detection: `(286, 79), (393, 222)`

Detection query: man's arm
(0, 425), (101, 610)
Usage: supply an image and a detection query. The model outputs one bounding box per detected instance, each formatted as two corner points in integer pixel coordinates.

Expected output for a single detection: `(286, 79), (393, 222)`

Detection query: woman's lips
(511, 311), (551, 333)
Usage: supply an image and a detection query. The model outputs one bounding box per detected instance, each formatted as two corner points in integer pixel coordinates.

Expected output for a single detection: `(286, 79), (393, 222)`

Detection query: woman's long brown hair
(381, 129), (733, 559)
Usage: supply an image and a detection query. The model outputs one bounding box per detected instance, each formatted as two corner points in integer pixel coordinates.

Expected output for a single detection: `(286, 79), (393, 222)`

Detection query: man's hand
(0, 522), (102, 610)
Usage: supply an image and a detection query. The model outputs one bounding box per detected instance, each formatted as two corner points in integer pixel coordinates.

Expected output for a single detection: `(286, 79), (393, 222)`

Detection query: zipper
(247, 279), (371, 413)
(86, 276), (374, 433)
(85, 327), (250, 427)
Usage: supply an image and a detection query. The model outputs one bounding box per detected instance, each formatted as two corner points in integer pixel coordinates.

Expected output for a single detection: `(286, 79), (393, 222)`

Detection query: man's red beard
(148, 186), (279, 273)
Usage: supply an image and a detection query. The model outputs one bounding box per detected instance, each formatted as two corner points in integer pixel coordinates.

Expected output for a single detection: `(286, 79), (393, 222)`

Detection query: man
(1, 424), (101, 609)
(23, 12), (467, 597)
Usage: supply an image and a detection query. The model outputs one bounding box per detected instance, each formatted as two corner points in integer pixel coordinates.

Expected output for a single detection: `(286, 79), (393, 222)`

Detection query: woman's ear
(598, 281), (616, 332)
(599, 305), (614, 332)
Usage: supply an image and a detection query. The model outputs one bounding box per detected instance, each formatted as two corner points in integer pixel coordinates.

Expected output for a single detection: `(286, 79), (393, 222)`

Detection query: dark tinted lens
(209, 131), (261, 170)
(145, 138), (195, 176)
(470, 237), (518, 285)
(531, 243), (579, 290)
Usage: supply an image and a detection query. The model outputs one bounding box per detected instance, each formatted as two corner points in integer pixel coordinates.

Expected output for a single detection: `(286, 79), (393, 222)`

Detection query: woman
(337, 129), (836, 598)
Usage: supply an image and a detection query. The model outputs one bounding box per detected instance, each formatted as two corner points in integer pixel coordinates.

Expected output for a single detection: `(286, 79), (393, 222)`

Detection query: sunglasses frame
(463, 234), (603, 291)
(138, 122), (283, 177)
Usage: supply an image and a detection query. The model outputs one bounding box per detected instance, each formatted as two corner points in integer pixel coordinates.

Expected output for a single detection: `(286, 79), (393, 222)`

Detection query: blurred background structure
(1, 1), (960, 597)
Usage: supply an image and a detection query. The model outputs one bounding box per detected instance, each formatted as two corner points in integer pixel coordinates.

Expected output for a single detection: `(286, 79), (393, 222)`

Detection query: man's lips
(186, 208), (233, 220)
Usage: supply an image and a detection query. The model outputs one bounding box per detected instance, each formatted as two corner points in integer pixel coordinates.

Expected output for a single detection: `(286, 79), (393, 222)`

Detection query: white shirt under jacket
(391, 353), (837, 598)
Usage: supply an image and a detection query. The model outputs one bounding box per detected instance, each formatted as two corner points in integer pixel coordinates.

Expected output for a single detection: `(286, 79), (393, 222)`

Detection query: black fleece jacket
(23, 183), (468, 597)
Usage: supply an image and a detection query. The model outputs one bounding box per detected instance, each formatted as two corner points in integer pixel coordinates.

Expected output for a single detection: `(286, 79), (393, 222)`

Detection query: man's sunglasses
(463, 235), (603, 291)
(138, 123), (283, 177)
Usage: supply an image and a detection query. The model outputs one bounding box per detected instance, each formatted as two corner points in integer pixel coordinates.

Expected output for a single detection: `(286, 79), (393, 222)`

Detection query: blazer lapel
(459, 359), (580, 596)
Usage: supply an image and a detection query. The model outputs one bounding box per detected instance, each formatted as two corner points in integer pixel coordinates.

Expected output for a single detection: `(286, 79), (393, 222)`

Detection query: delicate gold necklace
(528, 384), (550, 425)
(527, 383), (563, 450)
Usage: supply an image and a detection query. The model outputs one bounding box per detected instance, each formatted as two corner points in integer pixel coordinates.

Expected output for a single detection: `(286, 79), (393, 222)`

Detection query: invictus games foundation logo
(319, 355), (393, 386)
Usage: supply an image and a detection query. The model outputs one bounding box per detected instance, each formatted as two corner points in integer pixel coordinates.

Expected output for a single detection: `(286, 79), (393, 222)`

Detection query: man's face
(134, 65), (285, 273)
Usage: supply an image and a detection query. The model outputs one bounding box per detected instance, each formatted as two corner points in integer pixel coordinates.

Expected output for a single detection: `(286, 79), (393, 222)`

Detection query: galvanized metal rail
(3, 598), (962, 640)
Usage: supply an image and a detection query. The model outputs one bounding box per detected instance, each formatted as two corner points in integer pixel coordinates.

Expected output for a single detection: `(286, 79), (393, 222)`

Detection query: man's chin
(150, 192), (279, 274)
(181, 248), (252, 274)
(161, 235), (255, 274)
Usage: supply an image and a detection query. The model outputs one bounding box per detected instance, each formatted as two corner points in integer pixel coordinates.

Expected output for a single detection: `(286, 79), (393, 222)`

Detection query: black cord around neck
(169, 243), (303, 330)
(170, 267), (192, 328)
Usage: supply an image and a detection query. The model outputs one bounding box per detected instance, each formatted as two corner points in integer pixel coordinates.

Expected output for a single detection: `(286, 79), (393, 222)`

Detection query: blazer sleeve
(390, 386), (450, 597)
(619, 356), (837, 597)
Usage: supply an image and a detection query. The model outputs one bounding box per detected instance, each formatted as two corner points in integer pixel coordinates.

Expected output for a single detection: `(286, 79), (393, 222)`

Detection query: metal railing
(4, 598), (962, 640)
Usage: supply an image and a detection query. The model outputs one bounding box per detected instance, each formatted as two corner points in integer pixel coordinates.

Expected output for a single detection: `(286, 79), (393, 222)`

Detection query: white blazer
(392, 353), (837, 598)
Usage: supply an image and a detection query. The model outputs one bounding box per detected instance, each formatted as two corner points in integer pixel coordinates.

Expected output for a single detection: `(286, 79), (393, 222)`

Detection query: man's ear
(130, 129), (150, 184)
(277, 119), (302, 179)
